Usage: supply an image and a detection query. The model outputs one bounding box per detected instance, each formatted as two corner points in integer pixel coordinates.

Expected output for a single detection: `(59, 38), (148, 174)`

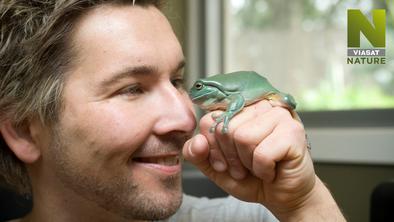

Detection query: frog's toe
(221, 126), (229, 134)
(209, 125), (216, 133)
(211, 113), (220, 119)
(212, 114), (224, 122)
(209, 121), (220, 133)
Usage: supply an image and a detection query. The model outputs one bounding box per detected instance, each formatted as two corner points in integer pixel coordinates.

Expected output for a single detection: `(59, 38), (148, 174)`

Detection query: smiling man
(0, 0), (345, 221)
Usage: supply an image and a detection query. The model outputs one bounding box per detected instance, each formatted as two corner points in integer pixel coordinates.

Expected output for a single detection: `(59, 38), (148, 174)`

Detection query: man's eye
(171, 78), (185, 89)
(118, 84), (143, 96)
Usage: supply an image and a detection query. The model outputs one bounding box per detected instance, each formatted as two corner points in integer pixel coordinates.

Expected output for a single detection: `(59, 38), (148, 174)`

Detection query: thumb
(183, 134), (253, 201)
(182, 134), (212, 174)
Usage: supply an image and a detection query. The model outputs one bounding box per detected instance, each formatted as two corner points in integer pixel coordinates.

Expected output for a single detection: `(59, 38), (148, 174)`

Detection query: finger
(183, 134), (263, 202)
(215, 129), (248, 180)
(213, 100), (273, 179)
(252, 120), (306, 183)
(182, 134), (210, 166)
(227, 99), (273, 126)
(233, 106), (293, 170)
(234, 106), (293, 146)
(199, 111), (227, 172)
(182, 134), (235, 185)
(252, 134), (287, 183)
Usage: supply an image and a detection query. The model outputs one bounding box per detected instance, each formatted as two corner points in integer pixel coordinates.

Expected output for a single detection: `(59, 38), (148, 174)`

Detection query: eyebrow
(99, 60), (186, 89)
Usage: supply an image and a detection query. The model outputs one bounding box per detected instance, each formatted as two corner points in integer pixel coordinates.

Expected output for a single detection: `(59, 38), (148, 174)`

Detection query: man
(0, 0), (345, 221)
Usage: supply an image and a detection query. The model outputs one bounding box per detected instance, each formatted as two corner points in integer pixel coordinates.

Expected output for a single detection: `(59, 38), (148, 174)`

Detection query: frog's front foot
(209, 124), (229, 134)
(209, 113), (230, 134)
(209, 125), (217, 133)
(221, 125), (229, 134)
(209, 118), (221, 133)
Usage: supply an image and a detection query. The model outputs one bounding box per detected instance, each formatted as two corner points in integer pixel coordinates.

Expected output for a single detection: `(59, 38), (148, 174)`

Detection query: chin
(124, 183), (183, 220)
(115, 174), (183, 221)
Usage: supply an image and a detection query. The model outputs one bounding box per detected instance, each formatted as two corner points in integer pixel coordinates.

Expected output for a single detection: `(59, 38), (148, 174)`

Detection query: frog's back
(207, 71), (277, 96)
(219, 71), (279, 100)
(205, 71), (296, 109)
(207, 71), (267, 84)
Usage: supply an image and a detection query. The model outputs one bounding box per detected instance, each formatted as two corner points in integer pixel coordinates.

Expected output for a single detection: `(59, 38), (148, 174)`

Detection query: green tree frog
(189, 71), (300, 133)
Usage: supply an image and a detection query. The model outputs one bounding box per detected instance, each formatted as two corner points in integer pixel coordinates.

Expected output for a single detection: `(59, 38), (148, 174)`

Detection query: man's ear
(0, 120), (41, 163)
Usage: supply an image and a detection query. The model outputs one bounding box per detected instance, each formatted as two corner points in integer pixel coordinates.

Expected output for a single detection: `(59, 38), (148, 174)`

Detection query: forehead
(69, 4), (183, 77)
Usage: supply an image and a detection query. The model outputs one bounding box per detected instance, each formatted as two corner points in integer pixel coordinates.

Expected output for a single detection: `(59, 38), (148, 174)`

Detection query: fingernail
(188, 139), (195, 157)
(213, 161), (226, 172)
(230, 168), (245, 180)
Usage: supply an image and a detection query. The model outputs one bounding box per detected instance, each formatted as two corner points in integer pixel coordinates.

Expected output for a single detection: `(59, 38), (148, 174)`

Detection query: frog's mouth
(189, 91), (216, 102)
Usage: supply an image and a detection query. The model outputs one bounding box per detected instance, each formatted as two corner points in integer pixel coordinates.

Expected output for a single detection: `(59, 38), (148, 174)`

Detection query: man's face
(42, 4), (196, 220)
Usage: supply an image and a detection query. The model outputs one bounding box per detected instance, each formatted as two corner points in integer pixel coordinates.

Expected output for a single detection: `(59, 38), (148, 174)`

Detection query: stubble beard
(48, 127), (183, 221)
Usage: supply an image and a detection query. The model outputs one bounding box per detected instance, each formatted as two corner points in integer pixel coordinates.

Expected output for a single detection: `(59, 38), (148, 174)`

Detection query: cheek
(60, 100), (154, 162)
(90, 105), (145, 140)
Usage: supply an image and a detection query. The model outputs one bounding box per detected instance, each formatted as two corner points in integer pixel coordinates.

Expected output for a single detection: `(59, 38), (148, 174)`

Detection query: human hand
(183, 100), (345, 221)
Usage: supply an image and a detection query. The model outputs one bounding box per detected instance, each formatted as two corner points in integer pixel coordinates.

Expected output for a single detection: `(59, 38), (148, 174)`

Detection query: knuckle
(286, 120), (305, 136)
(253, 152), (275, 174)
(233, 127), (257, 148)
(271, 106), (290, 118)
(257, 99), (272, 108)
(200, 111), (223, 127)
(199, 114), (215, 131)
(254, 149), (272, 164)
(233, 128), (249, 145)
(200, 114), (212, 126)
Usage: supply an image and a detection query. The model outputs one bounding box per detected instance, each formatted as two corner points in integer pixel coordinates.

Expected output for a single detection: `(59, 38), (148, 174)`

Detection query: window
(186, 0), (394, 164)
(224, 0), (394, 111)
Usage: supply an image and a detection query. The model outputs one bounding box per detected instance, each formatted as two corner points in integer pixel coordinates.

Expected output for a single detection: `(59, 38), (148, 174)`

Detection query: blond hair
(0, 0), (162, 194)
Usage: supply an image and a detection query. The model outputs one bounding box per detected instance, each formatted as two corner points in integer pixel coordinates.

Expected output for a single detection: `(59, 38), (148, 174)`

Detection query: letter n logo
(347, 9), (386, 48)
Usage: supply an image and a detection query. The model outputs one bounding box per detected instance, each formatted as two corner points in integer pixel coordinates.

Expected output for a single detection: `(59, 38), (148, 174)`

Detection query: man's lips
(132, 154), (180, 166)
(131, 154), (182, 175)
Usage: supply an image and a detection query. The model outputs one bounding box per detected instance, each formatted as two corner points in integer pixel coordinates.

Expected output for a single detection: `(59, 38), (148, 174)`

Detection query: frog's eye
(194, 82), (203, 90)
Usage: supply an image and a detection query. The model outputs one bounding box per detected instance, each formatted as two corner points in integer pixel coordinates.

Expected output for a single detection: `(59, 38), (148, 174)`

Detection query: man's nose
(152, 83), (196, 135)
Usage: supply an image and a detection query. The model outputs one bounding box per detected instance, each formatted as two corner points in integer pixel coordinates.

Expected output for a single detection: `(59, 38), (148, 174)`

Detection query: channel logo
(347, 9), (386, 64)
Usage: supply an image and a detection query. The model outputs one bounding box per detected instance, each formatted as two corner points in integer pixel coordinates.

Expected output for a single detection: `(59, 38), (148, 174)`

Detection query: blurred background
(162, 0), (394, 221)
(224, 0), (394, 111)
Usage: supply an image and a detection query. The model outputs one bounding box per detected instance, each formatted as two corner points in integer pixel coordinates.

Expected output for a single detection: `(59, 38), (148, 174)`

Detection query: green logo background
(348, 9), (386, 48)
